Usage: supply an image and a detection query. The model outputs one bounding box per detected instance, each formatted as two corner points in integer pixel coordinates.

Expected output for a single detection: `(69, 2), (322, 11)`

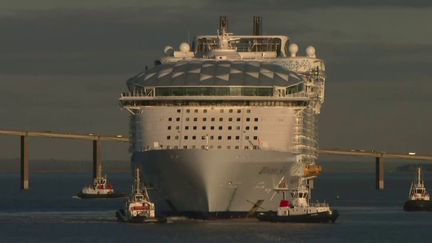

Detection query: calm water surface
(0, 172), (431, 242)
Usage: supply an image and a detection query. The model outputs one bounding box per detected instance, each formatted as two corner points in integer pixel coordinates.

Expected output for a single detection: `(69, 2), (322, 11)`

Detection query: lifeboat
(304, 164), (322, 177)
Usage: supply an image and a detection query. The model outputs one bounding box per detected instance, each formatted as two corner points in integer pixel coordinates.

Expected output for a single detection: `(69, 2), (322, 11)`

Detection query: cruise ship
(119, 17), (326, 218)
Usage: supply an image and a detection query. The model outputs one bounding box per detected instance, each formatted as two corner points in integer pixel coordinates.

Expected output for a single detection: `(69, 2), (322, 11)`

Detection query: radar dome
(306, 46), (316, 58)
(179, 42), (191, 52)
(289, 44), (299, 57)
(164, 46), (174, 56)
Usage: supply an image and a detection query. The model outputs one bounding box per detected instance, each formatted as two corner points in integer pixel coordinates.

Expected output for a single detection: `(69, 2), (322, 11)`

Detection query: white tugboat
(116, 168), (164, 223)
(403, 167), (432, 211)
(77, 175), (126, 199)
(257, 176), (338, 223)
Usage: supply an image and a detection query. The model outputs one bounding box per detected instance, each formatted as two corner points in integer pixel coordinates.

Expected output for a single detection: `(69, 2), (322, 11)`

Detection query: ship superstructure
(119, 16), (326, 218)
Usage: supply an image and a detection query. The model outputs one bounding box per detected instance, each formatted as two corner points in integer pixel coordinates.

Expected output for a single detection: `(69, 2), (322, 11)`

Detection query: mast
(135, 167), (141, 193)
(219, 16), (228, 32)
(253, 16), (262, 35)
(418, 167), (422, 186)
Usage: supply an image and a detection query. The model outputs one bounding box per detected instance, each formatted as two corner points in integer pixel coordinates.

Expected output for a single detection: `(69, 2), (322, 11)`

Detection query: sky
(1, 0), (432, 161)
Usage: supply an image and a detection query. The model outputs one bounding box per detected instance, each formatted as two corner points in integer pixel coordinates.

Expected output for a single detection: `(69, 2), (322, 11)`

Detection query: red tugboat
(257, 176), (338, 223)
(116, 168), (165, 223)
(77, 175), (126, 199)
(403, 167), (432, 211)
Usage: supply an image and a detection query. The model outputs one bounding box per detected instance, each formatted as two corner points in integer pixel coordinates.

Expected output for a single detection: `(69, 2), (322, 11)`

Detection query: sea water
(0, 172), (431, 242)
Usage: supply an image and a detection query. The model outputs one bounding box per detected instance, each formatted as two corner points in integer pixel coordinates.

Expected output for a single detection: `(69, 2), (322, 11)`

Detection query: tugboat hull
(115, 209), (165, 223)
(76, 192), (126, 199)
(403, 200), (432, 211)
(256, 210), (339, 223)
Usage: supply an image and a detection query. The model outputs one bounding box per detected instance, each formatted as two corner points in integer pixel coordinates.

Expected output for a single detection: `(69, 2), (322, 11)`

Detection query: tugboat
(77, 175), (126, 199)
(403, 167), (432, 211)
(116, 168), (164, 223)
(257, 176), (339, 223)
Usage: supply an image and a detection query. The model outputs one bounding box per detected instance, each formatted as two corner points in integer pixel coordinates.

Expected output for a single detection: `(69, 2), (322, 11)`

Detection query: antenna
(253, 16), (262, 35)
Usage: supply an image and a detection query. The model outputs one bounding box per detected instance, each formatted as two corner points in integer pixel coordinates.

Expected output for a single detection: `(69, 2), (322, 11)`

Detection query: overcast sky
(1, 0), (432, 161)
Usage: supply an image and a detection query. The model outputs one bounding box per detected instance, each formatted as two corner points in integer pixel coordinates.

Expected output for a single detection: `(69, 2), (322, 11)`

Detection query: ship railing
(309, 201), (329, 207)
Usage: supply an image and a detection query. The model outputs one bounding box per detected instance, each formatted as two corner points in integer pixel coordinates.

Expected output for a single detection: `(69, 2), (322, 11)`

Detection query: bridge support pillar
(92, 139), (102, 179)
(20, 135), (29, 190)
(375, 157), (384, 190)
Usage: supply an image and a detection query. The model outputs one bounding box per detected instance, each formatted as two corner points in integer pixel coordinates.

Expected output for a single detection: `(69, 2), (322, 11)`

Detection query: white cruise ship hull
(132, 149), (298, 217)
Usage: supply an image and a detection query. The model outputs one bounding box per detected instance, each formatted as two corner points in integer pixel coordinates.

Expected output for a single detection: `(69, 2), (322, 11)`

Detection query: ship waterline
(132, 149), (298, 215)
